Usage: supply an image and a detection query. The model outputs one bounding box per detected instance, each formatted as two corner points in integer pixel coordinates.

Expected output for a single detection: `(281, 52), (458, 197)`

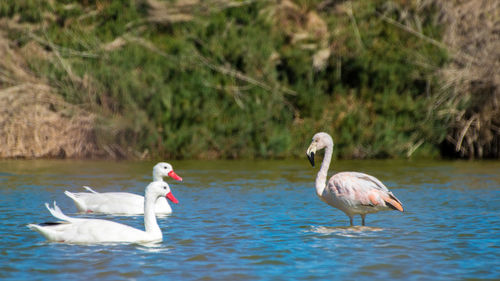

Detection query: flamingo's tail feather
(384, 196), (404, 212)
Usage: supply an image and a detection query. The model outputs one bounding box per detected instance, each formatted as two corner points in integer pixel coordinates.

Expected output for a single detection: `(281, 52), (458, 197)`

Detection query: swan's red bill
(166, 192), (179, 204)
(168, 170), (183, 181)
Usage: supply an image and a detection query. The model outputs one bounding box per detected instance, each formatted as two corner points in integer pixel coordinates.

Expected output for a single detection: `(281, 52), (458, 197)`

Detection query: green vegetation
(2, 0), (494, 159)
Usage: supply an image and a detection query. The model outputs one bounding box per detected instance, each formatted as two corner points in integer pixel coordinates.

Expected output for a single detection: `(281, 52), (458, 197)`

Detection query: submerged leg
(349, 216), (353, 226)
(361, 214), (366, 226)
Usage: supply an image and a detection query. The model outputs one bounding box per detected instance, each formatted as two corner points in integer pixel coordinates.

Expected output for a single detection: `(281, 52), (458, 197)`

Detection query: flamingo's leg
(361, 214), (366, 226)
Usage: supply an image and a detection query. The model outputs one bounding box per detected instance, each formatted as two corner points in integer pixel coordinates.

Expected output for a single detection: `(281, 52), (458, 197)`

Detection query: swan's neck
(152, 173), (163, 182)
(144, 194), (162, 238)
(315, 144), (333, 197)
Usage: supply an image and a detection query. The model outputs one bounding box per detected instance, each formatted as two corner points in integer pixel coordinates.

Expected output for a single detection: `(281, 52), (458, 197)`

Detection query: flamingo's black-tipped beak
(306, 143), (316, 167)
(307, 152), (315, 167)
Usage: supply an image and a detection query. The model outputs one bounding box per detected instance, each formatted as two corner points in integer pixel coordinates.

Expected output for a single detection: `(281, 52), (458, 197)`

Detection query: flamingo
(27, 181), (178, 244)
(64, 162), (182, 215)
(306, 132), (404, 226)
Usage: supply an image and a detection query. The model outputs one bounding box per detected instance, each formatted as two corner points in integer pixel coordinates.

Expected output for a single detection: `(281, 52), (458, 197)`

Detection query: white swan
(64, 162), (182, 215)
(28, 181), (177, 244)
(306, 132), (404, 226)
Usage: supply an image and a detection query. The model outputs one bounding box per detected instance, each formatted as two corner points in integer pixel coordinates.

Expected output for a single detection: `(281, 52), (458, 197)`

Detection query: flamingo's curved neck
(144, 194), (162, 238)
(315, 144), (333, 197)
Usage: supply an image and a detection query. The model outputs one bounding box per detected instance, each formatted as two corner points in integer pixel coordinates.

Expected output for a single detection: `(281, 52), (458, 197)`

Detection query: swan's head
(146, 181), (179, 204)
(153, 162), (183, 181)
(306, 132), (334, 167)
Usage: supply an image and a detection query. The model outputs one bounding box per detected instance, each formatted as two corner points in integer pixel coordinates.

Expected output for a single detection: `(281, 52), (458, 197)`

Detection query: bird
(27, 181), (178, 244)
(64, 162), (182, 215)
(306, 132), (403, 226)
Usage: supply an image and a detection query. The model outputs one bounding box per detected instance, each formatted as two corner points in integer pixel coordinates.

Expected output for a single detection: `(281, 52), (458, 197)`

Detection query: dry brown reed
(0, 28), (104, 159)
(436, 0), (500, 158)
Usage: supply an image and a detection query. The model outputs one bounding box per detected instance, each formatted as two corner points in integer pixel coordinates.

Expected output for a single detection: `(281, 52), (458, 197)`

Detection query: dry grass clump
(260, 0), (331, 70)
(0, 84), (100, 158)
(437, 0), (500, 158)
(145, 0), (253, 24)
(261, 0), (328, 40)
(0, 30), (104, 159)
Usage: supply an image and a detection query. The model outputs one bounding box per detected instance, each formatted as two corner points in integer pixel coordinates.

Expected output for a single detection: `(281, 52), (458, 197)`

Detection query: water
(0, 159), (499, 280)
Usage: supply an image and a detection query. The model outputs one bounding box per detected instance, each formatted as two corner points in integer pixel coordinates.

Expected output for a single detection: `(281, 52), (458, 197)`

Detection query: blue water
(0, 160), (499, 280)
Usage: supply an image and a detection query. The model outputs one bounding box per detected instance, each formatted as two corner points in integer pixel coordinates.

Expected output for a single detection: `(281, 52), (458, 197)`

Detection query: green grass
(2, 0), (450, 159)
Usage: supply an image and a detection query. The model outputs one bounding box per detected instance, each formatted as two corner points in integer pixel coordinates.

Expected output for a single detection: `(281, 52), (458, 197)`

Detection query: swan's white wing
(29, 218), (157, 243)
(65, 192), (172, 215)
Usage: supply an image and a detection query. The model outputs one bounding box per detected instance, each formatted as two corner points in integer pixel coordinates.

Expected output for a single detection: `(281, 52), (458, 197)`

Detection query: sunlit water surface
(0, 160), (499, 280)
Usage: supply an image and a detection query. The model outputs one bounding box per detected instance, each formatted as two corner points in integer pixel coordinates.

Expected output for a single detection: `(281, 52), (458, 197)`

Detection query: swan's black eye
(164, 166), (167, 169)
(163, 186), (167, 189)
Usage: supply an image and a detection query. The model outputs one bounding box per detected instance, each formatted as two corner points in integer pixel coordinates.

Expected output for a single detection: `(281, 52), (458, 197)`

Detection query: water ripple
(0, 160), (499, 280)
